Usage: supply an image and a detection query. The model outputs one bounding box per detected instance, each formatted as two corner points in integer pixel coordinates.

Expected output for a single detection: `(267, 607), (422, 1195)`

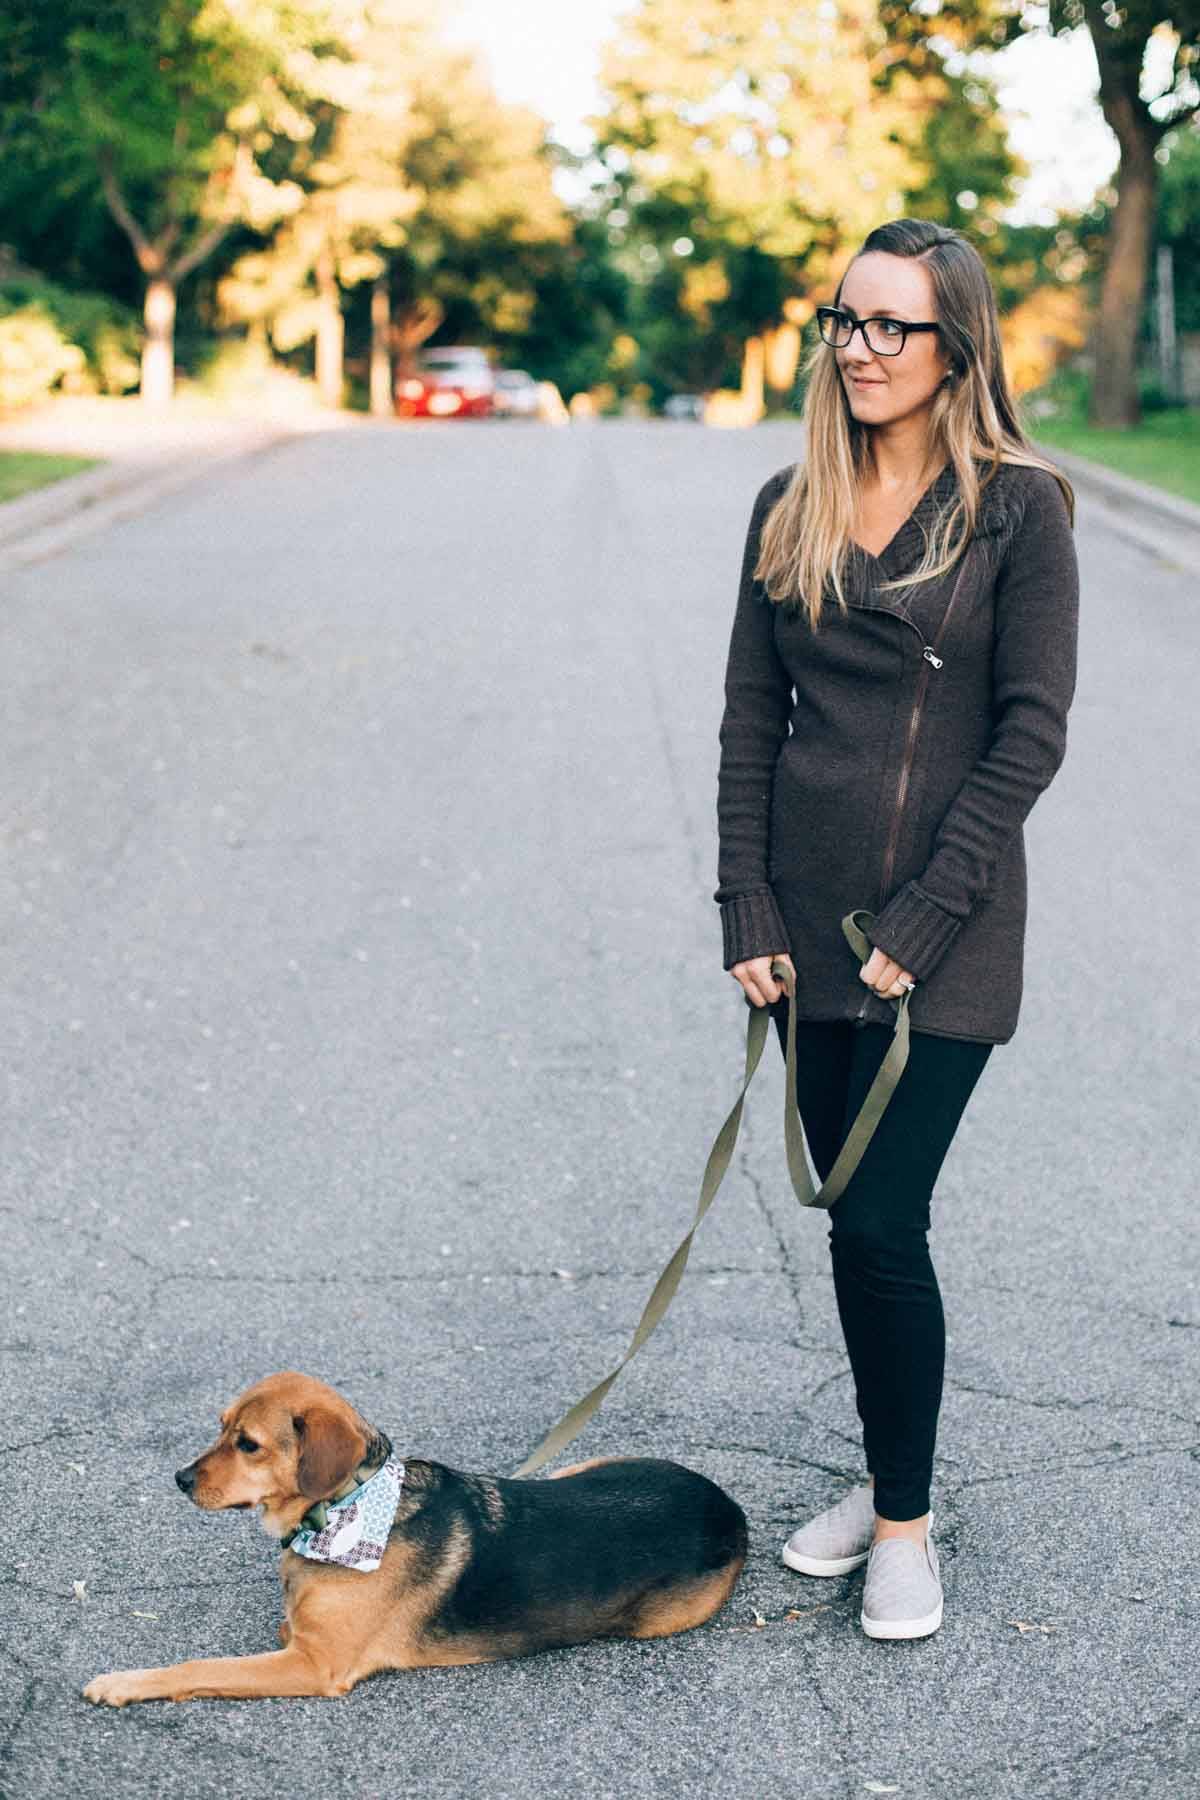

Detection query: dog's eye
(236, 1434), (260, 1454)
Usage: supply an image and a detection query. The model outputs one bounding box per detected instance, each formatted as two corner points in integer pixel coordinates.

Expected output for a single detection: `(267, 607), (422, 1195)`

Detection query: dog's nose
(175, 1465), (196, 1494)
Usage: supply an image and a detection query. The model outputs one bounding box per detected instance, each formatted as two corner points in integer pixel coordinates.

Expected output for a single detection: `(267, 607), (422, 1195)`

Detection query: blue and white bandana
(286, 1455), (406, 1572)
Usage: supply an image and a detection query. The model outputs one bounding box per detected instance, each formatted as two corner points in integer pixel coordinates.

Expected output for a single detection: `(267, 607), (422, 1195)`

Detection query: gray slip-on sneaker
(785, 1483), (895, 1576)
(783, 1484), (936, 1577)
(860, 1528), (943, 1639)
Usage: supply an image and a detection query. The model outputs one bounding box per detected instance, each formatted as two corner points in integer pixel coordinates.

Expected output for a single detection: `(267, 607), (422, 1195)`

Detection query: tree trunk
(739, 334), (765, 423)
(141, 277), (177, 410)
(370, 277), (392, 417)
(763, 320), (801, 409)
(1088, 129), (1157, 429)
(314, 242), (344, 410)
(1083, 5), (1167, 433)
(393, 295), (444, 371)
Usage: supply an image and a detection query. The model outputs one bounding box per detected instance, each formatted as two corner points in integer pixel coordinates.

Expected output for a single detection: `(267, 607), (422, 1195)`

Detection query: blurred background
(2, 0), (1198, 500)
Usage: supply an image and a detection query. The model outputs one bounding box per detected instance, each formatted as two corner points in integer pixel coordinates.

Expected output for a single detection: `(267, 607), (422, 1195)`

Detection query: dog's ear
(293, 1405), (367, 1499)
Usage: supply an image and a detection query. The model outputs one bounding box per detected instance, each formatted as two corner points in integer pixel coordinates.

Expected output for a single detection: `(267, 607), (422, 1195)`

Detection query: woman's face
(833, 252), (952, 430)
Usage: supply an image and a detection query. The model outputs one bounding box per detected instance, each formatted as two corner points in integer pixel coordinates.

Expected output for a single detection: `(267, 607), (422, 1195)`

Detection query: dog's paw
(83, 1669), (153, 1708)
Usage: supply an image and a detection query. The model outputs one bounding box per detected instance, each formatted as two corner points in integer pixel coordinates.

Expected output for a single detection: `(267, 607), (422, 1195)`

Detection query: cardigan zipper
(855, 544), (976, 1022)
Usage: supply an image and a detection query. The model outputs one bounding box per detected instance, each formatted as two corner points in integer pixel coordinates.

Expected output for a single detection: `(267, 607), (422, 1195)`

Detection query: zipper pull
(922, 645), (943, 668)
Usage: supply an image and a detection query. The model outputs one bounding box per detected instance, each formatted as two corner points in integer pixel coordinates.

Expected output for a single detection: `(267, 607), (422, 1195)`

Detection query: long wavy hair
(756, 218), (1075, 630)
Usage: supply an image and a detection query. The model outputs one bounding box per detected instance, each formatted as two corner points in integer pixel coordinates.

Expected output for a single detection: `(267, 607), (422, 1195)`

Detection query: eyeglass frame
(816, 305), (943, 358)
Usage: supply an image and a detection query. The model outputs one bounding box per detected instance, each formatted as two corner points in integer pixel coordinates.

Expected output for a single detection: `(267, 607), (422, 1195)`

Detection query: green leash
(511, 910), (911, 1477)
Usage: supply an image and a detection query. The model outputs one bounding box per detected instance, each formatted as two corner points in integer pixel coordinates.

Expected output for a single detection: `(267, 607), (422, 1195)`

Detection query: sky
(439, 0), (1120, 228)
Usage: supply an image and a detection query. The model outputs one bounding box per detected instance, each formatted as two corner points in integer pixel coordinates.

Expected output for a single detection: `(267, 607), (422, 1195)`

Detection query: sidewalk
(0, 393), (372, 574)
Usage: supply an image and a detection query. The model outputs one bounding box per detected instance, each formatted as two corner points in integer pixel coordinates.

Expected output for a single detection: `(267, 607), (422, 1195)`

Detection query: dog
(84, 1370), (748, 1706)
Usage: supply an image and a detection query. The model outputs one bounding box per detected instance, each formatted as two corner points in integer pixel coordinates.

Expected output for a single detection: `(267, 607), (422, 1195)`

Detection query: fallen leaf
(864, 1784), (901, 1795)
(1007, 1619), (1060, 1634)
(72, 1580), (87, 1602)
(751, 1608), (767, 1628)
(785, 1605), (831, 1620)
(67, 1462), (86, 1476)
(131, 1611), (158, 1620)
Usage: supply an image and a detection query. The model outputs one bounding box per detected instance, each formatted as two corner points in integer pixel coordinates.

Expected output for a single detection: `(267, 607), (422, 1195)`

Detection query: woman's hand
(731, 953), (796, 1008)
(859, 948), (917, 999)
(732, 948), (917, 1008)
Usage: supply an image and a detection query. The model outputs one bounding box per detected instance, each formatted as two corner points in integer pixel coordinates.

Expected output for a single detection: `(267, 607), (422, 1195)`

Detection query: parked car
(492, 369), (541, 418)
(662, 393), (706, 421)
(394, 346), (495, 418)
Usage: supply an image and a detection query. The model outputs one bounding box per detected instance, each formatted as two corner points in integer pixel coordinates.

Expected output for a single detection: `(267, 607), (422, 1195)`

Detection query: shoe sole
(860, 1596), (943, 1639)
(781, 1507), (934, 1580)
(781, 1542), (870, 1576)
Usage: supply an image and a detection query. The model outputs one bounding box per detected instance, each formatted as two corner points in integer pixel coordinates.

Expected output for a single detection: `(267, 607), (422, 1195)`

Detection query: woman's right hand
(730, 952), (796, 1008)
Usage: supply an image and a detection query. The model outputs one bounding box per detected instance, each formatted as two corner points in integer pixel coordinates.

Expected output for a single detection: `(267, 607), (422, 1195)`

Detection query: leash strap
(510, 909), (911, 1477)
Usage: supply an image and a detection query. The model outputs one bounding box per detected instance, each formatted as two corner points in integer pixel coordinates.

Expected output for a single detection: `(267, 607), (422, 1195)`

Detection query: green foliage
(586, 0), (1023, 402)
(1025, 360), (1192, 429)
(0, 309), (85, 410)
(3, 0), (1186, 418)
(1136, 370), (1178, 414)
(0, 274), (140, 391)
(1021, 364), (1090, 426)
(897, 69), (1019, 231)
(1158, 125), (1200, 333)
(2, 2), (252, 227)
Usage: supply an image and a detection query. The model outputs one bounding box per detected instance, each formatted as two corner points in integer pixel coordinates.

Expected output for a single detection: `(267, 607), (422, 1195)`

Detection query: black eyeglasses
(816, 306), (942, 357)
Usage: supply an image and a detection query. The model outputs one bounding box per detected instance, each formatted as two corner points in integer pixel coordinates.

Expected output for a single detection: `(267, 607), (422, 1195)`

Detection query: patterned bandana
(284, 1455), (406, 1572)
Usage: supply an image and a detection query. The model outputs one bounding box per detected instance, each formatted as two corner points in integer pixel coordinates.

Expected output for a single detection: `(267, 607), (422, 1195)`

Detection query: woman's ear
(294, 1405), (367, 1498)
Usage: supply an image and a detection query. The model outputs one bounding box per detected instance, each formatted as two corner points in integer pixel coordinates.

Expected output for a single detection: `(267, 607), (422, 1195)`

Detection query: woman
(714, 218), (1079, 1641)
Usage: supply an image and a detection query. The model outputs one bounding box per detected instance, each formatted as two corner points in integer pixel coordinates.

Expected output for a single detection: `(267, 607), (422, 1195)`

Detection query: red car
(394, 346), (496, 418)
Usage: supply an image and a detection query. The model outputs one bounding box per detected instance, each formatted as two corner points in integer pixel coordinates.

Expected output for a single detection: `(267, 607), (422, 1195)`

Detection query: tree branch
(169, 138), (252, 284)
(170, 213), (236, 283)
(97, 144), (157, 274)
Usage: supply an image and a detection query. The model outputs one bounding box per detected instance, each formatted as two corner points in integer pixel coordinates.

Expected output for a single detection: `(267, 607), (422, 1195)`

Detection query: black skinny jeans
(770, 998), (994, 1522)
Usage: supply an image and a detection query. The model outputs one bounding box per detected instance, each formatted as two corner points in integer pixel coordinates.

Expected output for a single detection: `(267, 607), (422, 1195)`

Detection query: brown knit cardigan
(714, 456), (1080, 1044)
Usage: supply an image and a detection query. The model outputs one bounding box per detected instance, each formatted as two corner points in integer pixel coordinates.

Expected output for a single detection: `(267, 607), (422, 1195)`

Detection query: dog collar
(278, 1434), (404, 1572)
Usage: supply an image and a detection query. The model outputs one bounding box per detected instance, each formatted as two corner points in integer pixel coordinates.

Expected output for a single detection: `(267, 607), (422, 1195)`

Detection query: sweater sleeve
(713, 471), (795, 971)
(868, 467), (1079, 981)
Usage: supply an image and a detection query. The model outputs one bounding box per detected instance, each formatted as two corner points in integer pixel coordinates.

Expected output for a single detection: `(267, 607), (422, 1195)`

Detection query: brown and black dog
(84, 1370), (748, 1706)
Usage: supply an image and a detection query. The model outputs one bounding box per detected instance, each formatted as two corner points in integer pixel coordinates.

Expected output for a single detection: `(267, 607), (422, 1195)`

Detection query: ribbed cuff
(867, 880), (962, 981)
(719, 887), (792, 971)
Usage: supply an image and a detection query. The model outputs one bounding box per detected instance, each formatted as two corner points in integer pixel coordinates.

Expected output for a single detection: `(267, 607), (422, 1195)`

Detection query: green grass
(1023, 373), (1200, 506)
(0, 450), (101, 504)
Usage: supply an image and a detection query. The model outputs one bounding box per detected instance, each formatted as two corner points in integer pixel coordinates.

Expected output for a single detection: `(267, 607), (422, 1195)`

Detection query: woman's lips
(848, 375), (884, 387)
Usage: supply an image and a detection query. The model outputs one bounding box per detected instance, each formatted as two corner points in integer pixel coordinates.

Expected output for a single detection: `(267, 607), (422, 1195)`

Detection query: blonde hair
(756, 218), (1075, 630)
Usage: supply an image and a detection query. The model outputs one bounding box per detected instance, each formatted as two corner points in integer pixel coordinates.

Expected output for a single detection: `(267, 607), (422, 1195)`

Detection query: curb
(0, 420), (313, 575)
(1029, 437), (1200, 560)
(0, 454), (161, 550)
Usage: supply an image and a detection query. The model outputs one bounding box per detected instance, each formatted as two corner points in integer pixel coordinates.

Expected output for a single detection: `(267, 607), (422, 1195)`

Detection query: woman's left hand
(860, 948), (917, 998)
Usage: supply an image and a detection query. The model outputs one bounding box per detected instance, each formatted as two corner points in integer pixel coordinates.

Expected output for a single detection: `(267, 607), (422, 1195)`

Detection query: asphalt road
(1, 418), (1197, 1798)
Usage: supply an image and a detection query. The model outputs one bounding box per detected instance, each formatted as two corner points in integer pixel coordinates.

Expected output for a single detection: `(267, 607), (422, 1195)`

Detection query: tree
(874, 0), (1200, 428)
(215, 0), (430, 410)
(1, 0), (363, 406)
(373, 41), (572, 380)
(217, 17), (573, 408)
(585, 0), (1019, 405)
